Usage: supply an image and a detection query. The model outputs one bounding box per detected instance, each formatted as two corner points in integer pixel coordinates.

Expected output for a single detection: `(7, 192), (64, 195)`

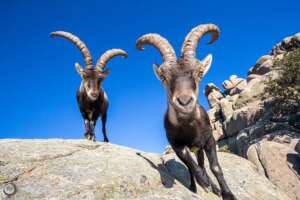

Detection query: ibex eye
(160, 75), (166, 82)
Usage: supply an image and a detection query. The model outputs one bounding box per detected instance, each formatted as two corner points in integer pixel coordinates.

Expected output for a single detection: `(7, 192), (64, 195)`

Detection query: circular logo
(3, 183), (17, 196)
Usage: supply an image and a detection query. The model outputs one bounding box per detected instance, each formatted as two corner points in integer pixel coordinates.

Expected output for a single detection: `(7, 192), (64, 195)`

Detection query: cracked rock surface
(0, 139), (207, 200)
(0, 139), (290, 200)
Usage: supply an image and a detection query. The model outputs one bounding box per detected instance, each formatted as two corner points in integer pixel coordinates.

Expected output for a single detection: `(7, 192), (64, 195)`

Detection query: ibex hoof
(211, 183), (221, 196)
(84, 133), (95, 141)
(189, 184), (197, 193)
(103, 138), (109, 143)
(201, 185), (212, 193)
(222, 192), (237, 200)
(90, 135), (96, 142)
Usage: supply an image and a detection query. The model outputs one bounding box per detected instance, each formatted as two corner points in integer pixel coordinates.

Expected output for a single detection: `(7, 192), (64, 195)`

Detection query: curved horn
(95, 49), (128, 71)
(136, 33), (177, 67)
(181, 24), (220, 61)
(50, 31), (93, 69)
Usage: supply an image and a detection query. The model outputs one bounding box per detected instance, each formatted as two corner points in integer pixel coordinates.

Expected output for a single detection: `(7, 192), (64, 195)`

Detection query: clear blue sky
(0, 0), (299, 153)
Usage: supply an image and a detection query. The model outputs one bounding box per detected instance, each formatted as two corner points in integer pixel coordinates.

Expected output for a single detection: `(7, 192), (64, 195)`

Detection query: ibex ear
(75, 62), (84, 76)
(201, 54), (213, 77)
(99, 68), (110, 78)
(152, 63), (162, 81)
(194, 54), (213, 80)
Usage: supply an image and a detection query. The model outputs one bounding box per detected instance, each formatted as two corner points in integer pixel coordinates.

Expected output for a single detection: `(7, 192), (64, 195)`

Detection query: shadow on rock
(287, 153), (300, 176)
(163, 158), (192, 189)
(136, 152), (175, 188)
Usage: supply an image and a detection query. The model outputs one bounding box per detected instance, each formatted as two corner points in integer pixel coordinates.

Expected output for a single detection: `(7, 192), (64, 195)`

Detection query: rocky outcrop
(247, 135), (300, 200)
(0, 139), (290, 200)
(222, 75), (247, 96)
(206, 33), (300, 143)
(270, 33), (300, 56)
(205, 33), (300, 200)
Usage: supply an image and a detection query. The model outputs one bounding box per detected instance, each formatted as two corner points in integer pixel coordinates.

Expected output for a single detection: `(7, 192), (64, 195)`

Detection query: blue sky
(0, 0), (299, 153)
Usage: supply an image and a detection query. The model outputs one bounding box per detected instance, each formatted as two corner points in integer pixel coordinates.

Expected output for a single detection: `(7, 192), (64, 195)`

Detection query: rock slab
(0, 139), (290, 200)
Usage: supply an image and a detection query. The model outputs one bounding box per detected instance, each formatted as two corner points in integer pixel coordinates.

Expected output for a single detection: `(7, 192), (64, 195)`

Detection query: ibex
(136, 24), (236, 200)
(51, 31), (127, 142)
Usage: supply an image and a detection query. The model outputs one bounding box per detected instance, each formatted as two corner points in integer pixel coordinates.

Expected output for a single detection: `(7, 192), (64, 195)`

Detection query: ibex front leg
(101, 113), (109, 142)
(196, 149), (221, 196)
(173, 146), (212, 192)
(100, 97), (109, 143)
(205, 139), (236, 200)
(89, 120), (96, 141)
(84, 119), (92, 140)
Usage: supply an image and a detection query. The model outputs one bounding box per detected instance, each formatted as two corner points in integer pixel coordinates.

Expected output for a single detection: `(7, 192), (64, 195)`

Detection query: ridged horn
(181, 24), (220, 61)
(51, 31), (93, 69)
(95, 49), (128, 71)
(136, 33), (177, 67)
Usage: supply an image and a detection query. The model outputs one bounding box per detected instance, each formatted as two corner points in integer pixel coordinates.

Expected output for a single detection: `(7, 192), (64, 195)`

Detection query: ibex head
(136, 24), (220, 115)
(51, 31), (127, 101)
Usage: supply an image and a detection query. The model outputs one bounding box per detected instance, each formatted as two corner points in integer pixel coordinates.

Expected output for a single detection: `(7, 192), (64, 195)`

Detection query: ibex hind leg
(101, 113), (109, 143)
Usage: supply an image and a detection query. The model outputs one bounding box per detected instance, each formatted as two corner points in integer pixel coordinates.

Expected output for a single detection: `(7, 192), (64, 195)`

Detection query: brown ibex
(136, 24), (236, 200)
(51, 31), (127, 142)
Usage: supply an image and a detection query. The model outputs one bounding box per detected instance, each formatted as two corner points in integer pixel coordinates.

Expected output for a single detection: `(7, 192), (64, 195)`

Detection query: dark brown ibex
(51, 31), (127, 142)
(136, 24), (236, 200)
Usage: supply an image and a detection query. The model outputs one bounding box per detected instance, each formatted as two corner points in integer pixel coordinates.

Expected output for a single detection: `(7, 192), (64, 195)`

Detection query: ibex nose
(177, 95), (193, 107)
(91, 92), (98, 98)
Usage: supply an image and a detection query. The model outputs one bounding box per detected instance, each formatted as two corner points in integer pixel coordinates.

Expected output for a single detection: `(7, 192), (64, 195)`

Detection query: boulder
(222, 80), (234, 91)
(270, 33), (300, 55)
(246, 137), (300, 200)
(223, 108), (249, 137)
(205, 83), (224, 108)
(228, 80), (247, 95)
(220, 122), (299, 158)
(255, 55), (273, 67)
(247, 74), (261, 82)
(234, 77), (265, 109)
(250, 59), (273, 76)
(219, 98), (234, 121)
(0, 139), (291, 200)
(246, 145), (266, 176)
(248, 55), (274, 76)
(212, 120), (225, 141)
(222, 75), (245, 92)
(225, 93), (239, 104)
(207, 107), (222, 123)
